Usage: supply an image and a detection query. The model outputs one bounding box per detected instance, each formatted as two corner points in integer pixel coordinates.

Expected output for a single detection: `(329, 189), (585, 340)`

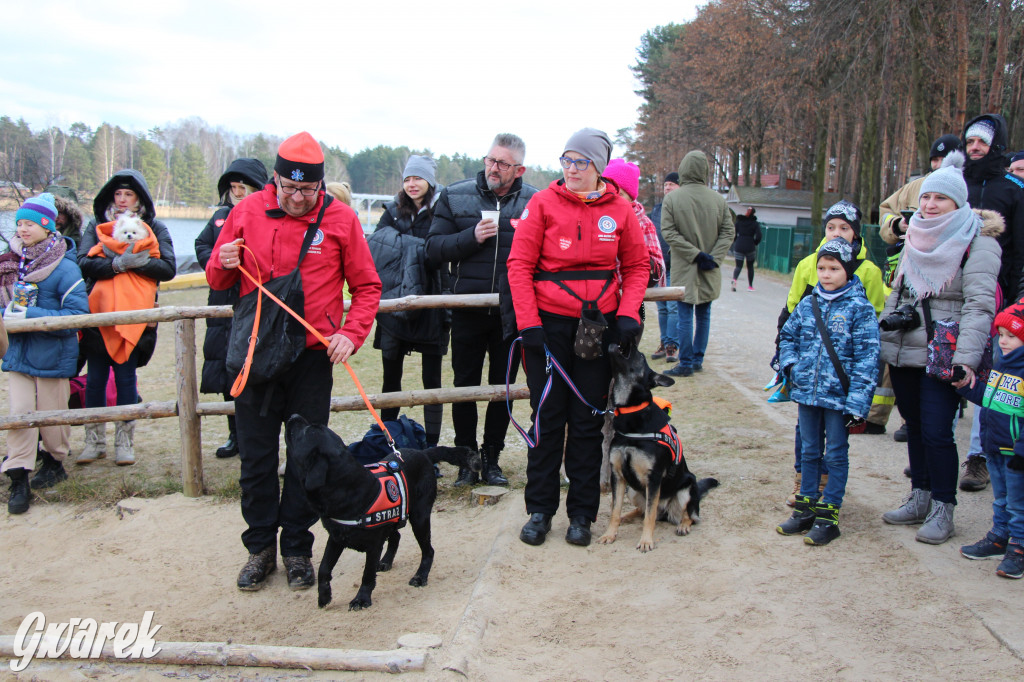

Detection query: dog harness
(330, 460), (409, 529)
(614, 397), (684, 466)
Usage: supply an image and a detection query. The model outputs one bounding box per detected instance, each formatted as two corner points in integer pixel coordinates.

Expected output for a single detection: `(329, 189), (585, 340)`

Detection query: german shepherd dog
(285, 415), (479, 610)
(597, 344), (718, 552)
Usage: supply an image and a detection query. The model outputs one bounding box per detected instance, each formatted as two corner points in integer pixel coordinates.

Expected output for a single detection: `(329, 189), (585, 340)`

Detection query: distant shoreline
(0, 195), (212, 220)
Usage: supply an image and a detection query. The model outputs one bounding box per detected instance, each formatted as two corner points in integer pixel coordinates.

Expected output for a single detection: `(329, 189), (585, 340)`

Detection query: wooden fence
(0, 288), (685, 496)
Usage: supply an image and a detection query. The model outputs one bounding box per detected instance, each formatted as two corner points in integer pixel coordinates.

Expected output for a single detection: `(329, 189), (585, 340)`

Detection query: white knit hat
(920, 151), (968, 208)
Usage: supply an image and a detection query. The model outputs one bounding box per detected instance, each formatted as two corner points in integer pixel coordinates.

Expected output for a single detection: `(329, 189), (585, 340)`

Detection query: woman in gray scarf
(880, 151), (1004, 545)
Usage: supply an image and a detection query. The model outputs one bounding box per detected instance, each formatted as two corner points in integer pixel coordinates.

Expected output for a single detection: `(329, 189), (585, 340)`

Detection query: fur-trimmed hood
(976, 208), (1005, 238)
(52, 194), (83, 240)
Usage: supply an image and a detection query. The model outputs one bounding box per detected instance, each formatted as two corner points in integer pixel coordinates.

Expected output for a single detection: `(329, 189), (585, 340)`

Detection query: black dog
(285, 414), (478, 610)
(597, 344), (718, 552)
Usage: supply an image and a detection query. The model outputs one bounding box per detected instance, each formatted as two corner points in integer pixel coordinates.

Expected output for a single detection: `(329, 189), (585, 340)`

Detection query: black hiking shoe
(237, 547), (276, 591)
(30, 451), (68, 489)
(215, 433), (239, 459)
(565, 517), (592, 546)
(777, 495), (816, 535)
(454, 466), (479, 487)
(283, 556), (315, 590)
(804, 502), (841, 546)
(520, 513), (552, 546)
(6, 468), (31, 514)
(959, 455), (989, 491)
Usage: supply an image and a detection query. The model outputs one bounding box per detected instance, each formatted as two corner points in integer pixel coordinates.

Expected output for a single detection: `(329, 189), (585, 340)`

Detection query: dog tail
(425, 446), (482, 473)
(697, 477), (719, 500)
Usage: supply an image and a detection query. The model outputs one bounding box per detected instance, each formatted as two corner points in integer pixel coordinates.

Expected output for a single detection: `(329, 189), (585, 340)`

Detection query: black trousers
(522, 313), (612, 521)
(451, 310), (517, 451)
(380, 352), (442, 445)
(235, 349), (331, 557)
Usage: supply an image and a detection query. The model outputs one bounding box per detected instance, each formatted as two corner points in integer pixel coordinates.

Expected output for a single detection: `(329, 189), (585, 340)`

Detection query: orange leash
(228, 245), (396, 451)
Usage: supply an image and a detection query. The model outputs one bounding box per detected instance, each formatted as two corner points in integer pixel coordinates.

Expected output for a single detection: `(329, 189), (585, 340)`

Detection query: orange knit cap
(275, 131), (325, 182)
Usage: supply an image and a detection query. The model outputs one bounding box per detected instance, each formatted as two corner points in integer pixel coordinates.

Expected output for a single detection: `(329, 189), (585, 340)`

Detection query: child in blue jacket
(957, 302), (1024, 579)
(776, 238), (881, 545)
(0, 194), (89, 513)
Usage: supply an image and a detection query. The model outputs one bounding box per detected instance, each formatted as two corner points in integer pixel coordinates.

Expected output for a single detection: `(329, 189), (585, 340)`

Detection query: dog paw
(597, 534), (616, 544)
(348, 597), (372, 611)
(636, 539), (656, 553)
(675, 525), (692, 536)
(409, 574), (428, 587)
(318, 587), (332, 608)
(378, 560), (393, 572)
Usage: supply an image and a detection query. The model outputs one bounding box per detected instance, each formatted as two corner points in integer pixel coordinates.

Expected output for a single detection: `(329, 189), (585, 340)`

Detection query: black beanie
(929, 134), (962, 160)
(818, 237), (858, 281)
(824, 199), (861, 238)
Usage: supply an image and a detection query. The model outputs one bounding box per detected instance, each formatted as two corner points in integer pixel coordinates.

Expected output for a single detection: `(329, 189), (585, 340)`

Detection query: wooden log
(0, 636), (425, 672)
(175, 319), (204, 497)
(2, 288), (685, 334)
(0, 402), (177, 430)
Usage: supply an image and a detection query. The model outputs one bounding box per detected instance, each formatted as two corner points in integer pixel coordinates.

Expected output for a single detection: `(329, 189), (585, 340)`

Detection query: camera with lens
(879, 304), (921, 332)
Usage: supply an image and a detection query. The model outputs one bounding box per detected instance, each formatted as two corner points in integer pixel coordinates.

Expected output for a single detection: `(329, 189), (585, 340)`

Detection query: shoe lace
(963, 456), (985, 477)
(924, 502), (951, 524)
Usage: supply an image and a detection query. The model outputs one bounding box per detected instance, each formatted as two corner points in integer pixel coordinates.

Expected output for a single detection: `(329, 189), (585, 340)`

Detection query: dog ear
(653, 371), (675, 387)
(304, 455), (328, 491)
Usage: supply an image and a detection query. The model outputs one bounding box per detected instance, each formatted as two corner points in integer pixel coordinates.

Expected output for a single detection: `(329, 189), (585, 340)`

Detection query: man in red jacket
(208, 131), (382, 592)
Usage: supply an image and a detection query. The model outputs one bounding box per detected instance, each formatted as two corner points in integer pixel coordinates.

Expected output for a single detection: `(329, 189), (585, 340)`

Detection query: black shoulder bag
(226, 195), (333, 387)
(810, 296), (850, 394)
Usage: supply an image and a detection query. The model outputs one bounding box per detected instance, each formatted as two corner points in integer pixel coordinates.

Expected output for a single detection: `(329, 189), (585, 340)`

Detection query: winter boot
(959, 455), (989, 491)
(30, 450), (67, 489)
(76, 423), (106, 465)
(114, 420), (136, 466)
(785, 472), (801, 507)
(805, 501), (841, 546)
(664, 343), (679, 363)
(454, 457), (479, 487)
(216, 418), (239, 459)
(7, 468), (31, 514)
(916, 500), (955, 545)
(882, 488), (931, 525)
(481, 445), (508, 486)
(777, 494), (816, 535)
(650, 342), (667, 360)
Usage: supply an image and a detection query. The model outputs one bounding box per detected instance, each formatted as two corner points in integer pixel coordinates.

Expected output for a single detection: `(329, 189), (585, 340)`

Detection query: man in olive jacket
(661, 150), (735, 377)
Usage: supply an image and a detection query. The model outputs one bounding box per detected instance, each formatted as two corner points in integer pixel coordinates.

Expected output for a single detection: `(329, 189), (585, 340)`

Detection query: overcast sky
(1, 0), (700, 170)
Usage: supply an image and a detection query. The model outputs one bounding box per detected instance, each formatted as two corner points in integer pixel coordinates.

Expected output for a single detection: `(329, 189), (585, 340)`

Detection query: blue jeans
(988, 452), (1024, 541)
(656, 300), (678, 347)
(676, 301), (711, 369)
(797, 404), (849, 506)
(889, 365), (961, 504)
(84, 348), (138, 408)
(793, 423), (828, 475)
(968, 407), (984, 459)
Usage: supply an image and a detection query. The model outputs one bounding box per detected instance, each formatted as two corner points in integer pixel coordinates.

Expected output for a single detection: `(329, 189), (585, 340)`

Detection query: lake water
(0, 212), (209, 275)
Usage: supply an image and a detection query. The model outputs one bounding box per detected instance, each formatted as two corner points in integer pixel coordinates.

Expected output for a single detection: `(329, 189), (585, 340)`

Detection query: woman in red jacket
(507, 128), (649, 547)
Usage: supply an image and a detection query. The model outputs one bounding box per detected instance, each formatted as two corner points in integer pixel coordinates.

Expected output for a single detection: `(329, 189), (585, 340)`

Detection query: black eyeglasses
(559, 157), (592, 171)
(484, 156), (519, 172)
(278, 180), (320, 197)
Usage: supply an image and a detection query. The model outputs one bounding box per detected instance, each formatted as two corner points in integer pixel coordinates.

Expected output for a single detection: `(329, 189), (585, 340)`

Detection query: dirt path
(1, 271), (1021, 680)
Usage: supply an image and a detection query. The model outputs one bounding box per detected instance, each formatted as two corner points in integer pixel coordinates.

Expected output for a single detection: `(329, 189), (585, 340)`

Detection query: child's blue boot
(805, 501), (841, 546)
(777, 494), (816, 535)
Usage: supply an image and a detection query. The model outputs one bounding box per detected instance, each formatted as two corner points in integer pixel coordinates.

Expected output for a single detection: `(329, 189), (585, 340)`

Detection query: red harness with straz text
(330, 461), (409, 529)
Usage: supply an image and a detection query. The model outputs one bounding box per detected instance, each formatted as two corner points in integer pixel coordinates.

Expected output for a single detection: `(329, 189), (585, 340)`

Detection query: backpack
(347, 415), (427, 465)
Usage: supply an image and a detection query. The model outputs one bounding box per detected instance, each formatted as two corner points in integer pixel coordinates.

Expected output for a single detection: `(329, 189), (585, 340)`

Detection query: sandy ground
(2, 270), (1023, 681)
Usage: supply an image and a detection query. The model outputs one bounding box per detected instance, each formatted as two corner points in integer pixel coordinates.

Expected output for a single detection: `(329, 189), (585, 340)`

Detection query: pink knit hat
(603, 158), (640, 200)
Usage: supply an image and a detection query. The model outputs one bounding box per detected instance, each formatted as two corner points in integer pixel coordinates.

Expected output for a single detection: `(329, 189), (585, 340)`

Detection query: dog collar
(614, 396), (672, 417)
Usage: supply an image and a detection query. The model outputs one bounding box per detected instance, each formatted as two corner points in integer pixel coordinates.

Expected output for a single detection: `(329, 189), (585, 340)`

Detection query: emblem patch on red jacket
(510, 219), (519, 228)
(559, 237), (572, 250)
(598, 216), (617, 233)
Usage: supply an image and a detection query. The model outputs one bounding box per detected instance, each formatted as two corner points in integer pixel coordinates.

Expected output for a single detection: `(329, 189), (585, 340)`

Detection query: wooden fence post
(175, 319), (204, 497)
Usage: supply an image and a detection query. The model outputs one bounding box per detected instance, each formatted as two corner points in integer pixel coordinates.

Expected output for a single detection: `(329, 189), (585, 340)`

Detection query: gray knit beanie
(403, 155), (438, 188)
(920, 151), (968, 207)
(563, 128), (612, 174)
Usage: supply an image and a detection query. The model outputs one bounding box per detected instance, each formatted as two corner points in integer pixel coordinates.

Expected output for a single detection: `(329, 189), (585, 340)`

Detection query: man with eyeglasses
(426, 133), (539, 487)
(207, 131), (382, 593)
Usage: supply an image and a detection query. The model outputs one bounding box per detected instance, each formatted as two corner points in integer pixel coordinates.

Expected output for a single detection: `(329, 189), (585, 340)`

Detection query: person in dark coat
(731, 207), (762, 291)
(194, 158), (268, 459)
(77, 169), (177, 466)
(368, 155), (449, 454)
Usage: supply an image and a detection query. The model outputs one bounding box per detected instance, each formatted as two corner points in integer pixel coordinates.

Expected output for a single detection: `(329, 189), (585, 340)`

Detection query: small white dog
(111, 213), (147, 244)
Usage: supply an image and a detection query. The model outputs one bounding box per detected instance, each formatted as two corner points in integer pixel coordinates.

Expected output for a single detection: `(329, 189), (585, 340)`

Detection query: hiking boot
(786, 471), (800, 507)
(650, 342), (667, 360)
(916, 500), (955, 545)
(777, 494), (816, 535)
(565, 517), (592, 546)
(76, 423), (106, 465)
(453, 466), (479, 487)
(520, 513), (552, 546)
(237, 547), (276, 591)
(864, 422), (886, 435)
(960, 532), (1007, 560)
(480, 446), (508, 486)
(30, 451), (67, 490)
(882, 488), (931, 525)
(805, 501), (841, 546)
(997, 543), (1024, 579)
(959, 455), (989, 491)
(6, 468), (31, 514)
(893, 423), (908, 442)
(215, 433), (238, 459)
(664, 364), (693, 377)
(282, 556), (315, 590)
(114, 421), (136, 466)
(664, 343), (679, 363)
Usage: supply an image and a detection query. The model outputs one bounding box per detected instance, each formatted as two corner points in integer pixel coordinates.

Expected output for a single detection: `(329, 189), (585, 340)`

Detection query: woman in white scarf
(880, 151), (1003, 545)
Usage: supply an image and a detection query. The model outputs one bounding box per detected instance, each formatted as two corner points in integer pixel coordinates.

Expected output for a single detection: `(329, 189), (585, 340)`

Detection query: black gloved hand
(782, 364), (793, 380)
(1009, 455), (1024, 472)
(617, 316), (642, 346)
(520, 326), (547, 351)
(694, 251), (719, 271)
(844, 414), (865, 429)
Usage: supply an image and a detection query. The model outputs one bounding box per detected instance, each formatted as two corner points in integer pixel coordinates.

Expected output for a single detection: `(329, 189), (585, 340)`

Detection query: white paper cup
(481, 210), (501, 225)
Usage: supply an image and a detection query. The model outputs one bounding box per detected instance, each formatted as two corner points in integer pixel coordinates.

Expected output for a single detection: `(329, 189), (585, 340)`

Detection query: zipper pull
(577, 220), (581, 240)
